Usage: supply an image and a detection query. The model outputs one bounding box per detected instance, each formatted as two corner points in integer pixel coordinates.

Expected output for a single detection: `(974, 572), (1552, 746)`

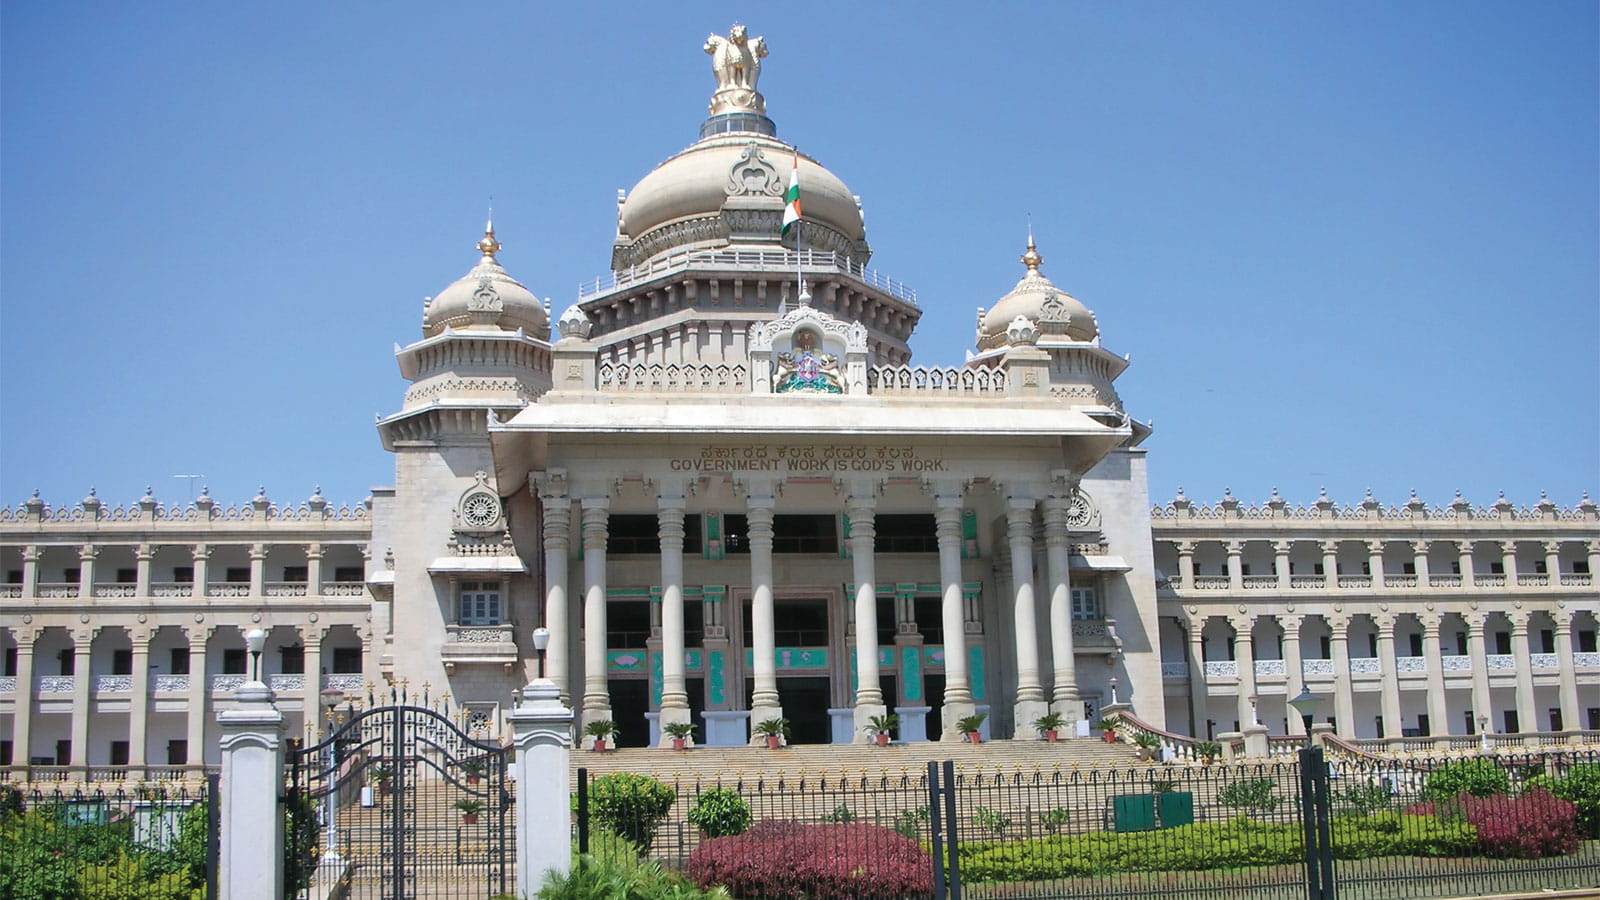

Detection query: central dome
(613, 134), (868, 269)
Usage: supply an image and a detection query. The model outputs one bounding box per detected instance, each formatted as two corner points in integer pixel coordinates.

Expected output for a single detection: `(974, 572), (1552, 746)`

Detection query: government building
(2, 28), (1595, 772)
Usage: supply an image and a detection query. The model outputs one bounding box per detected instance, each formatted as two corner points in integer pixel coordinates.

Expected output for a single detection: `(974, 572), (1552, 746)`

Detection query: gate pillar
(218, 682), (287, 900)
(509, 677), (575, 896)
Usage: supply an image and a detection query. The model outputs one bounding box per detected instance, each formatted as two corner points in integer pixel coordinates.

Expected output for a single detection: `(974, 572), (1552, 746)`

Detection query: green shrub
(588, 774), (677, 854)
(893, 806), (929, 840)
(1217, 777), (1280, 813)
(972, 807), (1012, 836)
(542, 851), (729, 900)
(686, 789), (750, 838)
(77, 850), (201, 900)
(1420, 759), (1510, 801)
(1338, 782), (1393, 816)
(1037, 808), (1070, 834)
(822, 805), (856, 824)
(1543, 764), (1600, 838)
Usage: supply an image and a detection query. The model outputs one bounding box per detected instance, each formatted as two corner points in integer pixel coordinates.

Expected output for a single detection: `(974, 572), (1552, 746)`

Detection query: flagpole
(794, 149), (804, 303)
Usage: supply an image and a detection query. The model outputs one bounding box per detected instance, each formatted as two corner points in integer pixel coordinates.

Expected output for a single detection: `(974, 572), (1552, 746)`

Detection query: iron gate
(284, 703), (514, 900)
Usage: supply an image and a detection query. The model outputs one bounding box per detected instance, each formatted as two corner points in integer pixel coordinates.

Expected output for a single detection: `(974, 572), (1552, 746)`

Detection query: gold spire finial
(1020, 234), (1043, 275)
(477, 219), (501, 261)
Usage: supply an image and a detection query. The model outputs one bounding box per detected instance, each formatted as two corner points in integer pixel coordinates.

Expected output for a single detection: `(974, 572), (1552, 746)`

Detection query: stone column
(1500, 542), (1519, 584)
(1320, 541), (1339, 590)
(1543, 542), (1562, 585)
(933, 494), (973, 737)
(78, 544), (98, 599)
(1457, 541), (1476, 588)
(249, 544), (267, 597)
(580, 497), (612, 734)
(135, 544), (153, 598)
(1329, 615), (1355, 736)
(1421, 614), (1449, 735)
(21, 545), (39, 599)
(130, 628), (152, 768)
(847, 489), (886, 740)
(1007, 496), (1048, 729)
(746, 489), (782, 734)
(1175, 542), (1195, 591)
(13, 629), (35, 765)
(217, 682), (286, 900)
(192, 544), (211, 598)
(509, 679), (575, 895)
(1225, 541), (1244, 591)
(1375, 613), (1402, 738)
(656, 492), (691, 741)
(1465, 615), (1491, 729)
(1367, 541), (1386, 587)
(536, 473), (571, 700)
(1230, 615), (1256, 729)
(302, 625), (326, 733)
(1553, 610), (1579, 733)
(1186, 616), (1208, 737)
(70, 629), (92, 767)
(1509, 609), (1535, 733)
(1281, 615), (1305, 736)
(305, 543), (324, 596)
(186, 628), (209, 765)
(1587, 541), (1600, 585)
(1273, 541), (1292, 591)
(1042, 493), (1080, 721)
(1411, 540), (1431, 587)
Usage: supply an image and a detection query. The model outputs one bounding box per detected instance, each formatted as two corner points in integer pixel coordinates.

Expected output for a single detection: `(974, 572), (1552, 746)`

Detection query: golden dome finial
(1020, 231), (1043, 275)
(477, 218), (501, 261)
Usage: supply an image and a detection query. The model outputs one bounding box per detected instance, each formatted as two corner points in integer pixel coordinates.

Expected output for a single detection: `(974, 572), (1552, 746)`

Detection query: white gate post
(218, 681), (287, 900)
(508, 677), (575, 896)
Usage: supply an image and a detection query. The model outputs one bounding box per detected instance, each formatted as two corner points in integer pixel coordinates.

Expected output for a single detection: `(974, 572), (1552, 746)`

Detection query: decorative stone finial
(1005, 315), (1040, 346)
(557, 303), (594, 340)
(477, 220), (501, 261)
(705, 25), (768, 116)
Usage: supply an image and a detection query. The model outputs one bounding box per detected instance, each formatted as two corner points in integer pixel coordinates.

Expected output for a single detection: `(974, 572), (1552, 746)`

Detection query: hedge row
(959, 814), (1477, 883)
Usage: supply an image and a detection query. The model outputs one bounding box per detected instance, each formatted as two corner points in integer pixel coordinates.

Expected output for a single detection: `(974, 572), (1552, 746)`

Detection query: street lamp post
(245, 629), (267, 683)
(1478, 715), (1490, 753)
(320, 685), (346, 862)
(532, 627), (550, 681)
(1289, 686), (1323, 734)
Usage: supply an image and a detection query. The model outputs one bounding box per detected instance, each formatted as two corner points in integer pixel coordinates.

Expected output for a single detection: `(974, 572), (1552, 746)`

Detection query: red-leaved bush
(686, 820), (933, 900)
(1403, 788), (1579, 859)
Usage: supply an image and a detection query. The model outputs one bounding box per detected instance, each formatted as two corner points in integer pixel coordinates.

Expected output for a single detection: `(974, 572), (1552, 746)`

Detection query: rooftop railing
(578, 248), (918, 306)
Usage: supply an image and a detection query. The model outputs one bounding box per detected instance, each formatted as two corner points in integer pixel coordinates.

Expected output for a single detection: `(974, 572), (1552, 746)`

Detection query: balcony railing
(1253, 659), (1286, 677)
(1561, 573), (1593, 586)
(1241, 575), (1276, 590)
(36, 582), (79, 598)
(92, 584), (138, 598)
(1290, 574), (1323, 589)
(1348, 657), (1380, 675)
(151, 582), (194, 597)
(1303, 658), (1334, 675)
(1440, 655), (1472, 672)
(1530, 653), (1560, 670)
(1395, 656), (1426, 673)
(153, 674), (189, 692)
(1202, 660), (1237, 678)
(0, 676), (14, 693)
(93, 675), (132, 692)
(1429, 574), (1462, 587)
(1577, 652), (1600, 668)
(1337, 575), (1372, 589)
(1160, 661), (1189, 679)
(37, 676), (74, 693)
(1383, 575), (1417, 588)
(578, 247), (919, 306)
(264, 581), (308, 597)
(1485, 654), (1516, 670)
(1192, 575), (1229, 590)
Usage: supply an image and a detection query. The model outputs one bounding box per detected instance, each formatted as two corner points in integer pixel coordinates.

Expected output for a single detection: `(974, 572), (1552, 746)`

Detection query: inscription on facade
(670, 445), (948, 473)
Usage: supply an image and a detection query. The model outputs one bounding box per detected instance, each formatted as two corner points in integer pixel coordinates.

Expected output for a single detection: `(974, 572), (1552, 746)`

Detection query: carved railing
(265, 581), (308, 597)
(578, 247), (918, 306)
(1150, 493), (1598, 522)
(598, 362), (749, 394)
(0, 498), (369, 522)
(866, 365), (1006, 395)
(320, 582), (367, 597)
(153, 675), (189, 692)
(1105, 710), (1205, 763)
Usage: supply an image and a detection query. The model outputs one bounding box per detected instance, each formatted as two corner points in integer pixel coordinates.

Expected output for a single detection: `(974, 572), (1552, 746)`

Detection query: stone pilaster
(509, 679), (575, 894)
(218, 682), (286, 900)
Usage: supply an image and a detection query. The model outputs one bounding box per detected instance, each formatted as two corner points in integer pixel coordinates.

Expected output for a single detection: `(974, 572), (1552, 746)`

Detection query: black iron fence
(0, 777), (218, 899)
(575, 748), (1600, 900)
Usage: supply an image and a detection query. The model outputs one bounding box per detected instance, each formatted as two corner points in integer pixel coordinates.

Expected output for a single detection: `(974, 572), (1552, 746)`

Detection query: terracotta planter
(1102, 731), (1117, 743)
(592, 739), (608, 752)
(875, 733), (890, 747)
(466, 775), (480, 785)
(764, 735), (781, 749)
(461, 813), (478, 825)
(378, 780), (392, 796)
(966, 732), (982, 744)
(672, 737), (687, 751)
(1043, 730), (1058, 743)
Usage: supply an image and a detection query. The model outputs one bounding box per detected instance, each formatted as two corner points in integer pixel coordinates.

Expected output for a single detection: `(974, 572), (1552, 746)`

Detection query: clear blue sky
(2, 1), (1595, 511)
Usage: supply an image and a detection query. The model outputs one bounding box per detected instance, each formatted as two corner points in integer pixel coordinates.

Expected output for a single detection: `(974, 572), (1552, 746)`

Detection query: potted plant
(1094, 718), (1119, 743)
(663, 721), (695, 751)
(1034, 712), (1066, 743)
(368, 764), (394, 796)
(460, 758), (485, 785)
(866, 713), (899, 746)
(956, 713), (986, 744)
(583, 719), (619, 751)
(1194, 741), (1221, 765)
(454, 797), (484, 825)
(753, 717), (789, 749)
(1133, 732), (1162, 760)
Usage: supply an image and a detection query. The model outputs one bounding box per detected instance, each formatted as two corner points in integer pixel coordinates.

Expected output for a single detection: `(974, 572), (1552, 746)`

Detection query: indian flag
(780, 154), (801, 238)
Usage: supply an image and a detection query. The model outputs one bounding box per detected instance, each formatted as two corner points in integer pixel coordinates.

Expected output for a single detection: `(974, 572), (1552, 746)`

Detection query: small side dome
(976, 239), (1097, 351)
(421, 223), (550, 339)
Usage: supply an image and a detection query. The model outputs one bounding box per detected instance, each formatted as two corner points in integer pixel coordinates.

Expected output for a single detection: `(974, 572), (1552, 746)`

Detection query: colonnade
(532, 470), (1091, 742)
(1182, 606), (1589, 739)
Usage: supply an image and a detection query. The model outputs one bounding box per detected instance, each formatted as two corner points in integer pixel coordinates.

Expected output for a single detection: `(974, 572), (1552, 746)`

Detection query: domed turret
(976, 238), (1097, 351)
(422, 223), (549, 339)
